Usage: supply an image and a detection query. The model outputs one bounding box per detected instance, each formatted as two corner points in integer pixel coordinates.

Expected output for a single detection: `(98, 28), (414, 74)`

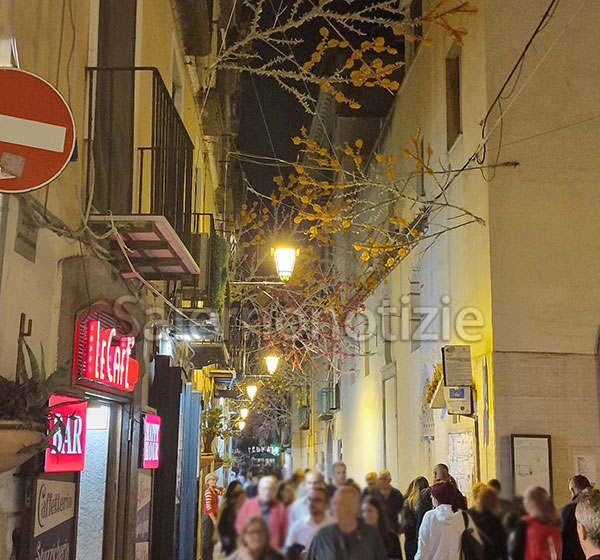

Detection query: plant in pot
(201, 407), (235, 466)
(0, 342), (71, 473)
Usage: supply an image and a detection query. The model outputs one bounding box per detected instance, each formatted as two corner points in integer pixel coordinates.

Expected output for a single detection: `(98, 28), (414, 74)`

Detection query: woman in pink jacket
(235, 475), (288, 550)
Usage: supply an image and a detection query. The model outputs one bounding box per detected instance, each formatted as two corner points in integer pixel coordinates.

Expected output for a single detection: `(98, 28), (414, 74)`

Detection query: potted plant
(201, 407), (235, 467)
(0, 343), (70, 473)
(221, 454), (235, 470)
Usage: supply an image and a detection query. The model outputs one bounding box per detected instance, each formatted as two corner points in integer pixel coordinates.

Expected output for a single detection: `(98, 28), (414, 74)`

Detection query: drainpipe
(0, 194), (8, 302)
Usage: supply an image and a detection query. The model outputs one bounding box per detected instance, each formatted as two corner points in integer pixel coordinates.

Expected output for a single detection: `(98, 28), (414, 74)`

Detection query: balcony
(85, 66), (200, 280)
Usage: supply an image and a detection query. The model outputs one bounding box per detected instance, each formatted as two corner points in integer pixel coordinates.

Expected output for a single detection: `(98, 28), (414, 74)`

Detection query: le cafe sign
(75, 318), (140, 392)
(45, 396), (161, 472)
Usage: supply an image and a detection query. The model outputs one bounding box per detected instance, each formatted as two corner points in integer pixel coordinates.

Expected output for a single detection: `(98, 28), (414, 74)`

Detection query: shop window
(446, 46), (462, 150)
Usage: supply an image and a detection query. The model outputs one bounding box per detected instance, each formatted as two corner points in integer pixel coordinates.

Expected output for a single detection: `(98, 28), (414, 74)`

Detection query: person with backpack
(415, 481), (482, 560)
(469, 484), (508, 560)
(508, 486), (561, 560)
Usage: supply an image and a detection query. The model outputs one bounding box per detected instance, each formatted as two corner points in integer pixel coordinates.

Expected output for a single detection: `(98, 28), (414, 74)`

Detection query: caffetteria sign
(73, 304), (139, 392)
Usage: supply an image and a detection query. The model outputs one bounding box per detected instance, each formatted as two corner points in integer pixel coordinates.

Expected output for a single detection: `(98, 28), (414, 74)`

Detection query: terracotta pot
(200, 453), (215, 468)
(0, 421), (46, 474)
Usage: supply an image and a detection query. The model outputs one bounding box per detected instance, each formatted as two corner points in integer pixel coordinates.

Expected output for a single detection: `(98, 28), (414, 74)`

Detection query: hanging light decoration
(265, 355), (280, 374)
(272, 247), (299, 281)
(246, 385), (258, 400)
(240, 408), (249, 420)
(238, 420), (246, 430)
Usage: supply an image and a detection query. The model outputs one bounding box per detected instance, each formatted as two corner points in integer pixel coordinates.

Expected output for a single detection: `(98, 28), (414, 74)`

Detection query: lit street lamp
(247, 384), (258, 400)
(238, 420), (246, 430)
(240, 408), (249, 420)
(265, 355), (279, 374)
(272, 247), (299, 282)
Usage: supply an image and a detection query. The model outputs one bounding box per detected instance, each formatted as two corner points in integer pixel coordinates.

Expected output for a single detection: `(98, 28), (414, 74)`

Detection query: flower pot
(0, 421), (46, 473)
(200, 453), (215, 468)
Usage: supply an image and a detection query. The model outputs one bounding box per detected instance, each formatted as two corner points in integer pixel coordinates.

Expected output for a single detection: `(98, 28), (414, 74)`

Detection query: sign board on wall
(445, 386), (473, 415)
(442, 345), (472, 386)
(30, 477), (77, 560)
(73, 304), (140, 393)
(512, 434), (553, 497)
(45, 395), (88, 473)
(140, 414), (161, 469)
(0, 68), (76, 193)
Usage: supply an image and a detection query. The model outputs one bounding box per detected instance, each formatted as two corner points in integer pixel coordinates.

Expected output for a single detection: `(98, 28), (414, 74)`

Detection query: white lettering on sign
(50, 413), (83, 456)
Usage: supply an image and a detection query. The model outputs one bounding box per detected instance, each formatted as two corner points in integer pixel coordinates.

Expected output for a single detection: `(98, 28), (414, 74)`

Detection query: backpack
(461, 511), (484, 560)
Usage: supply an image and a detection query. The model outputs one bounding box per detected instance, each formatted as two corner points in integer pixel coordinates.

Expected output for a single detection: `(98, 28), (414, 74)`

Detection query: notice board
(511, 434), (552, 497)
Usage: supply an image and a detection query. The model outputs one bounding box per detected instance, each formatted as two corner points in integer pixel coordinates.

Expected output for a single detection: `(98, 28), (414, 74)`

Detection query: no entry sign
(0, 68), (75, 193)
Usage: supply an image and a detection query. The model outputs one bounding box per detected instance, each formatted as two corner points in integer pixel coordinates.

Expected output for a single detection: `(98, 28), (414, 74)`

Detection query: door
(382, 375), (399, 483)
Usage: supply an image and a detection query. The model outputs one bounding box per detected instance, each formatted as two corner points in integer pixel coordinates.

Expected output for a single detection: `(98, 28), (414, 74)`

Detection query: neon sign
(141, 414), (161, 469)
(45, 395), (88, 473)
(83, 320), (139, 391)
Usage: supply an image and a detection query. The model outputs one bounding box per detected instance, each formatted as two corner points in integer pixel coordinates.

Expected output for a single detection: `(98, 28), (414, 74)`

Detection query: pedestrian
(574, 487), (600, 559)
(377, 469), (405, 535)
(488, 479), (517, 523)
(291, 469), (306, 497)
(363, 472), (379, 497)
(307, 486), (387, 560)
(203, 472), (225, 560)
(415, 481), (481, 560)
(285, 486), (332, 554)
(362, 495), (403, 560)
(289, 470), (325, 525)
(326, 461), (347, 498)
(247, 474), (260, 499)
(469, 483), (508, 560)
(278, 481), (296, 508)
(417, 464), (466, 533)
(562, 475), (591, 560)
(236, 475), (288, 550)
(401, 476), (429, 560)
(227, 515), (284, 560)
(508, 486), (561, 560)
(219, 487), (247, 555)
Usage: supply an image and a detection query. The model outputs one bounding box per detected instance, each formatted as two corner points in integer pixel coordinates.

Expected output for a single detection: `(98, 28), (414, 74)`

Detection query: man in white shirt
(289, 470), (325, 525)
(285, 486), (332, 552)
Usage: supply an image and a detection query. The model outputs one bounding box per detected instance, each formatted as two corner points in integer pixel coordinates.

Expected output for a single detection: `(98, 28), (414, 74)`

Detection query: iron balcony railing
(86, 66), (194, 247)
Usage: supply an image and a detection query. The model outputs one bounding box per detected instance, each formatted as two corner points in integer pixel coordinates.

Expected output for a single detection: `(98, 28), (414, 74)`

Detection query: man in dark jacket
(416, 463), (466, 534)
(376, 469), (404, 534)
(562, 475), (591, 560)
(308, 486), (386, 560)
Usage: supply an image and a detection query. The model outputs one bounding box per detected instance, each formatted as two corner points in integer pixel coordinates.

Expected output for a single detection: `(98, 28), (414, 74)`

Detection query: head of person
(433, 463), (450, 484)
(378, 469), (392, 489)
(523, 486), (559, 526)
(291, 469), (305, 488)
(332, 486), (360, 526)
(431, 481), (458, 511)
(308, 486), (330, 517)
(238, 515), (271, 555)
(225, 480), (242, 499)
(305, 469), (325, 493)
(332, 462), (347, 487)
(233, 488), (247, 511)
(277, 481), (295, 506)
(406, 476), (430, 509)
(576, 488), (600, 558)
(488, 479), (502, 493)
(365, 472), (378, 489)
(570, 475), (591, 499)
(258, 475), (277, 503)
(473, 483), (499, 515)
(205, 472), (218, 488)
(362, 495), (392, 536)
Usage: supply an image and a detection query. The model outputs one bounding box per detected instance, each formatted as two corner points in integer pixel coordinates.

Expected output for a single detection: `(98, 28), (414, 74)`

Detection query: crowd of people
(201, 462), (600, 560)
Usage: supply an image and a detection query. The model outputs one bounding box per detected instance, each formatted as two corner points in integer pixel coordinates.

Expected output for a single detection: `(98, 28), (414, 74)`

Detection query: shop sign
(81, 319), (139, 391)
(31, 477), (77, 560)
(45, 395), (88, 473)
(140, 414), (161, 469)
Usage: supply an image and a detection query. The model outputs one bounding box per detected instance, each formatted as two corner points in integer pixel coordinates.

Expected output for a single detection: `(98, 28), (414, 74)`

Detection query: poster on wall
(511, 434), (552, 497)
(30, 476), (77, 560)
(448, 430), (475, 496)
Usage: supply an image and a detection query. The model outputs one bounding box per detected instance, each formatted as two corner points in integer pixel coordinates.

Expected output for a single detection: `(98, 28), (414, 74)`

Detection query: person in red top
(509, 486), (562, 560)
(202, 472), (224, 560)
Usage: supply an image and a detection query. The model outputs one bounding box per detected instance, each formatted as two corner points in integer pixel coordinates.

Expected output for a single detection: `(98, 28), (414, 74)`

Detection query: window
(446, 47), (461, 150)
(410, 268), (422, 352)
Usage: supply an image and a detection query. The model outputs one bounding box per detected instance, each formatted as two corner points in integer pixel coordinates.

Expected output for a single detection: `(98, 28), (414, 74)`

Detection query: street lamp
(265, 355), (279, 374)
(247, 384), (258, 400)
(238, 420), (246, 430)
(272, 247), (299, 282)
(240, 408), (249, 420)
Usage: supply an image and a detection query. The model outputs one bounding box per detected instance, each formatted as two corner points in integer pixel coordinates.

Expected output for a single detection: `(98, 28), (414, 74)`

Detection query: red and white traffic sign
(0, 68), (76, 193)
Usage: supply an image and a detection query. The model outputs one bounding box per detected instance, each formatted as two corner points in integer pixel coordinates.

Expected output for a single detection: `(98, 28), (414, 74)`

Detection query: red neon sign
(141, 414), (161, 469)
(45, 395), (88, 473)
(83, 320), (139, 391)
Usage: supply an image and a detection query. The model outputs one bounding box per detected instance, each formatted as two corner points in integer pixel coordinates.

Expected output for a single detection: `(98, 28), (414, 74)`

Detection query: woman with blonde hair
(468, 483), (507, 559)
(401, 477), (429, 560)
(227, 516), (284, 560)
(508, 486), (561, 560)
